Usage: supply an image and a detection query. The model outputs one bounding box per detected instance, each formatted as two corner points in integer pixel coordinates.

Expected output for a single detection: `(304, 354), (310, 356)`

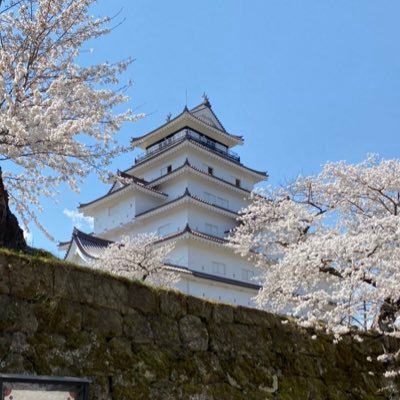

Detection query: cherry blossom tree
(0, 0), (139, 246)
(229, 155), (400, 375)
(93, 233), (180, 288)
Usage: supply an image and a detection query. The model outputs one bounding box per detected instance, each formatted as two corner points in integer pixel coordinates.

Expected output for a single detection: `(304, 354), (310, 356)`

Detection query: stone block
(193, 352), (224, 384)
(212, 304), (234, 324)
(128, 285), (159, 314)
(82, 305), (123, 337)
(123, 309), (154, 344)
(0, 258), (10, 294)
(8, 259), (53, 300)
(108, 337), (134, 369)
(187, 296), (212, 320)
(54, 266), (94, 304)
(0, 295), (38, 333)
(234, 306), (273, 326)
(34, 298), (82, 334)
(150, 315), (180, 349)
(160, 291), (187, 319)
(179, 315), (209, 352)
(92, 275), (129, 311)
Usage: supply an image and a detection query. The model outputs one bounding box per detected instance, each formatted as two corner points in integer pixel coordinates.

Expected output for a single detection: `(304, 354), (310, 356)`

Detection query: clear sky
(22, 0), (400, 254)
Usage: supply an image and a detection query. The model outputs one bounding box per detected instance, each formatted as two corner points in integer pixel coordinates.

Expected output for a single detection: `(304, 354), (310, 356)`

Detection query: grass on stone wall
(0, 246), (183, 299)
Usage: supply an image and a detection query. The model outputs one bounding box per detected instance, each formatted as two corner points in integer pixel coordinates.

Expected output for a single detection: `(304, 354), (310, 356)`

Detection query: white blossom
(230, 156), (400, 336)
(0, 0), (141, 237)
(92, 233), (179, 288)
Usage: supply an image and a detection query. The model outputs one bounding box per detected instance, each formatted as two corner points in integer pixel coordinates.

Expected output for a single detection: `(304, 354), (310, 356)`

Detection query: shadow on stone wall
(0, 250), (398, 400)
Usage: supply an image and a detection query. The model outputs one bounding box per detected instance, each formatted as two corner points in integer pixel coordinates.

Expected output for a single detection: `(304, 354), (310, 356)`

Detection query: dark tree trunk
(0, 167), (26, 250)
(375, 297), (400, 332)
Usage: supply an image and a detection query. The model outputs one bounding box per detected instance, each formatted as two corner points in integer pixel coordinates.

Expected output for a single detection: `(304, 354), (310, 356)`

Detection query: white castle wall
(129, 208), (188, 238)
(187, 152), (255, 191)
(90, 192), (162, 235)
(136, 153), (188, 182)
(155, 177), (189, 198)
(131, 142), (263, 191)
(175, 275), (258, 308)
(187, 240), (259, 281)
(186, 175), (249, 212)
(91, 194), (135, 235)
(186, 205), (237, 238)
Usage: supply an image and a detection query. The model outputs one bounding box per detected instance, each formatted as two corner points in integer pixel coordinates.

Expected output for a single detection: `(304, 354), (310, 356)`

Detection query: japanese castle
(60, 97), (267, 307)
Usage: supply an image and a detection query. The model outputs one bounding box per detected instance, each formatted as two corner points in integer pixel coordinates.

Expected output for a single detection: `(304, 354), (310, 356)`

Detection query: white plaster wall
(175, 275), (258, 308)
(153, 172), (250, 211)
(187, 240), (259, 283)
(90, 191), (164, 235)
(165, 242), (189, 267)
(155, 176), (189, 199)
(135, 152), (188, 182)
(186, 205), (237, 237)
(91, 194), (135, 235)
(129, 208), (188, 237)
(132, 142), (263, 189)
(127, 200), (236, 240)
(134, 192), (164, 214)
(187, 175), (249, 212)
(187, 152), (256, 191)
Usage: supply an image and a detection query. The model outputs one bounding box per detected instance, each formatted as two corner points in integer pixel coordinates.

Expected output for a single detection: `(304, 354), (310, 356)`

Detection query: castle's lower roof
(62, 228), (113, 260)
(60, 228), (260, 291)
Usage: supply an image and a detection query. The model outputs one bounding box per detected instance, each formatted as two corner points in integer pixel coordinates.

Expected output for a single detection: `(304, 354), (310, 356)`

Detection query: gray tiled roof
(62, 228), (259, 291)
(131, 101), (243, 144)
(63, 228), (112, 260)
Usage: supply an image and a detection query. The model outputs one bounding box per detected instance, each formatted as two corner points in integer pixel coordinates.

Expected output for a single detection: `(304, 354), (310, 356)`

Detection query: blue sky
(21, 1), (400, 253)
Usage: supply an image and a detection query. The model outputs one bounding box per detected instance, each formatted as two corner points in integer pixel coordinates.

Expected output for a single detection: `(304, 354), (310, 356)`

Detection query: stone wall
(0, 250), (398, 399)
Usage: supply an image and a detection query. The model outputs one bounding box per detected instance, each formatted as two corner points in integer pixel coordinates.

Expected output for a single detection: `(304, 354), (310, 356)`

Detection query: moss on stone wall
(0, 250), (398, 399)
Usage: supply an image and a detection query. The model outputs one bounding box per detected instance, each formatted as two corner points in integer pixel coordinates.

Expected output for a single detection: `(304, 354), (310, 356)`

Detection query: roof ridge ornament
(202, 92), (211, 107)
(165, 112), (172, 122)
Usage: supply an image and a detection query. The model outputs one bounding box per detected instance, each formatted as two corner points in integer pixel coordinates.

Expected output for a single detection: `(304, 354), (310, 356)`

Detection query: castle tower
(61, 98), (267, 307)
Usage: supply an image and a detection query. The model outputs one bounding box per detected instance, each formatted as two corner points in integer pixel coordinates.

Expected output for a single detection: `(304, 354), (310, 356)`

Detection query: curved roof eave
(128, 139), (268, 180)
(134, 188), (239, 220)
(64, 227), (112, 260)
(131, 111), (243, 149)
(165, 263), (261, 291)
(78, 179), (167, 211)
(154, 224), (229, 246)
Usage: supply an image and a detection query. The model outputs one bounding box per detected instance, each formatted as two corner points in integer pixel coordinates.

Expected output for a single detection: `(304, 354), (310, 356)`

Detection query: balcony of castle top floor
(135, 129), (240, 164)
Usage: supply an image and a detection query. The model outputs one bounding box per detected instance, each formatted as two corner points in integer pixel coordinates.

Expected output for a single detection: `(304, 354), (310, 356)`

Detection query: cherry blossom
(92, 233), (179, 288)
(230, 155), (400, 333)
(0, 0), (140, 237)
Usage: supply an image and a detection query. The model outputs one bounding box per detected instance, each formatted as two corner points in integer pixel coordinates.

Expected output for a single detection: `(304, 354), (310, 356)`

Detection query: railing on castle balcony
(135, 129), (240, 164)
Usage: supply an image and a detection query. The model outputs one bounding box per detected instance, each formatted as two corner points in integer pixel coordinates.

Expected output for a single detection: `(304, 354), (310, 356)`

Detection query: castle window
(241, 269), (255, 281)
(160, 165), (172, 176)
(235, 178), (241, 187)
(212, 261), (226, 276)
(208, 166), (214, 175)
